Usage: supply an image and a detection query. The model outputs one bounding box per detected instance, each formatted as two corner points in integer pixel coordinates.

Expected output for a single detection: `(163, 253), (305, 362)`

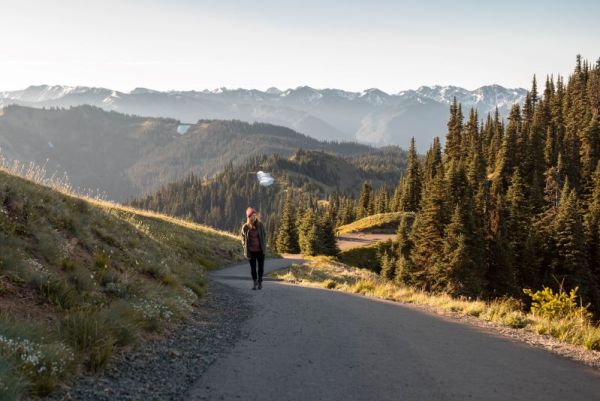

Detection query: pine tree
(553, 186), (590, 295)
(298, 208), (317, 256)
(395, 213), (415, 285)
(505, 169), (537, 289)
(423, 136), (443, 183)
(357, 182), (373, 218)
(580, 113), (600, 193)
(494, 104), (521, 191)
(585, 162), (600, 309)
(486, 190), (517, 296)
(438, 205), (485, 297)
(444, 98), (463, 163)
(400, 137), (422, 212)
(409, 173), (447, 288)
(275, 191), (300, 253)
(317, 206), (339, 256)
(379, 249), (396, 280)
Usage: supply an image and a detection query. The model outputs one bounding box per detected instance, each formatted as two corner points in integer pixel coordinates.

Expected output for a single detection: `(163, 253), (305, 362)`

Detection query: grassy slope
(272, 257), (600, 353)
(336, 212), (406, 234)
(0, 170), (244, 399)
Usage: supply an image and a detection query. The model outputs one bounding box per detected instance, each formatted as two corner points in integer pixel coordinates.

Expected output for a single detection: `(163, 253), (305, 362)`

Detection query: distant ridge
(0, 84), (527, 151)
(0, 105), (374, 201)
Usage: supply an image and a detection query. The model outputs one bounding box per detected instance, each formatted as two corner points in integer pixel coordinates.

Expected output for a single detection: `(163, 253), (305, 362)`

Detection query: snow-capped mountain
(0, 84), (527, 151)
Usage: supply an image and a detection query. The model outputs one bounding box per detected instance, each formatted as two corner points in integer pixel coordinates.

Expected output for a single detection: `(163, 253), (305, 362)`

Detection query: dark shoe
(252, 280), (258, 290)
(258, 281), (262, 290)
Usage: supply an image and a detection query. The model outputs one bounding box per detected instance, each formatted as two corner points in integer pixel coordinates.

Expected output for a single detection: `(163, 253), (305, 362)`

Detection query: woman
(241, 207), (266, 290)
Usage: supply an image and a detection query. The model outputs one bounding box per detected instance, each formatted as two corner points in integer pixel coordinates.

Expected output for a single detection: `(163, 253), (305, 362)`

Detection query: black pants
(249, 250), (265, 282)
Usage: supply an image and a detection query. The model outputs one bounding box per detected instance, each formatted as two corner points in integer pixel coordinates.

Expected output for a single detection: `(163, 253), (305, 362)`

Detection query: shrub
(352, 279), (376, 295)
(98, 303), (142, 348)
(523, 286), (590, 320)
(34, 275), (77, 310)
(323, 279), (337, 289)
(61, 311), (115, 372)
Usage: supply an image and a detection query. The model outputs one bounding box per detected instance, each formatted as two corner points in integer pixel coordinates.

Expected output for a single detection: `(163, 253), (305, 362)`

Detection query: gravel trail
(187, 259), (600, 401)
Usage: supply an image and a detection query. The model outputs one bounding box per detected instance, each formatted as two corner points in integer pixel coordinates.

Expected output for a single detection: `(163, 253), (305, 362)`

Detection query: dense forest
(299, 56), (600, 312)
(133, 56), (600, 312)
(129, 147), (408, 242)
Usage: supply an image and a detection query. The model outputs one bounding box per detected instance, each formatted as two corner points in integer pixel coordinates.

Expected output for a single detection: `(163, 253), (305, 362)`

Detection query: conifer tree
(400, 137), (422, 212)
(357, 182), (373, 218)
(395, 213), (415, 285)
(409, 173), (447, 288)
(444, 98), (463, 163)
(379, 249), (396, 280)
(423, 136), (443, 183)
(580, 113), (600, 192)
(317, 206), (339, 256)
(298, 208), (317, 256)
(553, 185), (589, 295)
(505, 169), (537, 289)
(494, 104), (521, 190)
(585, 162), (600, 308)
(276, 191), (300, 253)
(439, 205), (485, 297)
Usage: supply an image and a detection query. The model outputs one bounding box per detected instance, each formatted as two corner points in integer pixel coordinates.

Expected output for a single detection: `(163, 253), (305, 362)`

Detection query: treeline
(365, 56), (600, 312)
(129, 148), (407, 245)
(277, 56), (600, 313)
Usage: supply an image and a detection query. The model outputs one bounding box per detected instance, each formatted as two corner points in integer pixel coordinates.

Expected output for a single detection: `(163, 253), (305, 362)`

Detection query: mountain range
(0, 105), (389, 201)
(0, 84), (527, 151)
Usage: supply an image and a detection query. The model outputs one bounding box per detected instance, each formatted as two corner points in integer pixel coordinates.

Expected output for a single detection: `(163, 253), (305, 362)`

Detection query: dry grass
(336, 212), (406, 234)
(0, 158), (245, 400)
(272, 257), (600, 351)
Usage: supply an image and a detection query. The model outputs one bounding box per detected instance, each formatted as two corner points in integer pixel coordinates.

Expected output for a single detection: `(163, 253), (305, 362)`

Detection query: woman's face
(250, 213), (257, 222)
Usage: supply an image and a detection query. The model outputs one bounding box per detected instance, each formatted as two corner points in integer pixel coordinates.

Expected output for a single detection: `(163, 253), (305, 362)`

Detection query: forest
(134, 56), (600, 312)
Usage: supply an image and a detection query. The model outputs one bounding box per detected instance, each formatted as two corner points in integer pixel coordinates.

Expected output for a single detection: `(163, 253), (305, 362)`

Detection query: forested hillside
(0, 106), (372, 200)
(297, 56), (600, 313)
(129, 148), (408, 240)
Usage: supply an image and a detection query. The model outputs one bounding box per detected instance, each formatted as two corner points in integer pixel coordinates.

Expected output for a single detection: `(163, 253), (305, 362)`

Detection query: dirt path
(336, 232), (396, 250)
(187, 259), (600, 401)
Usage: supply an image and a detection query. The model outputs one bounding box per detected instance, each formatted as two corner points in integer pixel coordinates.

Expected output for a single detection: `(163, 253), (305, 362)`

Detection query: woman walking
(241, 207), (266, 290)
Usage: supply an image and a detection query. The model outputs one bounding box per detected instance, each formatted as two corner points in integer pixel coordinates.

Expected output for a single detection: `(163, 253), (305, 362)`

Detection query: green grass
(272, 257), (600, 352)
(336, 212), (407, 234)
(0, 167), (245, 399)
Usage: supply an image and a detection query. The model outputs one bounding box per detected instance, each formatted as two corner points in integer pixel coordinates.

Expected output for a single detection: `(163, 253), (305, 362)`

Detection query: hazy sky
(1, 0), (598, 92)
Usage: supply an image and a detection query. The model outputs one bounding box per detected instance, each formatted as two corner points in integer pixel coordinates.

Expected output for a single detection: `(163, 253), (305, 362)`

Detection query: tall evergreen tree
(438, 205), (485, 297)
(276, 191), (300, 253)
(444, 98), (463, 163)
(298, 208), (317, 256)
(317, 206), (339, 256)
(505, 169), (537, 289)
(553, 185), (590, 295)
(357, 182), (373, 218)
(423, 136), (443, 184)
(400, 137), (422, 212)
(409, 173), (448, 288)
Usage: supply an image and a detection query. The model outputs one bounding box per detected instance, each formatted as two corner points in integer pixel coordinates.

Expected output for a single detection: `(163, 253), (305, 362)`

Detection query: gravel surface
(45, 280), (252, 401)
(189, 260), (600, 401)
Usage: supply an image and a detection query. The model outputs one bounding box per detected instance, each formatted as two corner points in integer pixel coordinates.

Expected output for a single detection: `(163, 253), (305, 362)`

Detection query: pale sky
(1, 0), (598, 93)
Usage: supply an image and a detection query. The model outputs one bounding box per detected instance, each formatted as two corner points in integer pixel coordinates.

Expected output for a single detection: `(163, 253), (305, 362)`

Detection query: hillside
(130, 148), (408, 236)
(0, 105), (373, 200)
(0, 84), (527, 151)
(336, 212), (406, 234)
(0, 167), (244, 399)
